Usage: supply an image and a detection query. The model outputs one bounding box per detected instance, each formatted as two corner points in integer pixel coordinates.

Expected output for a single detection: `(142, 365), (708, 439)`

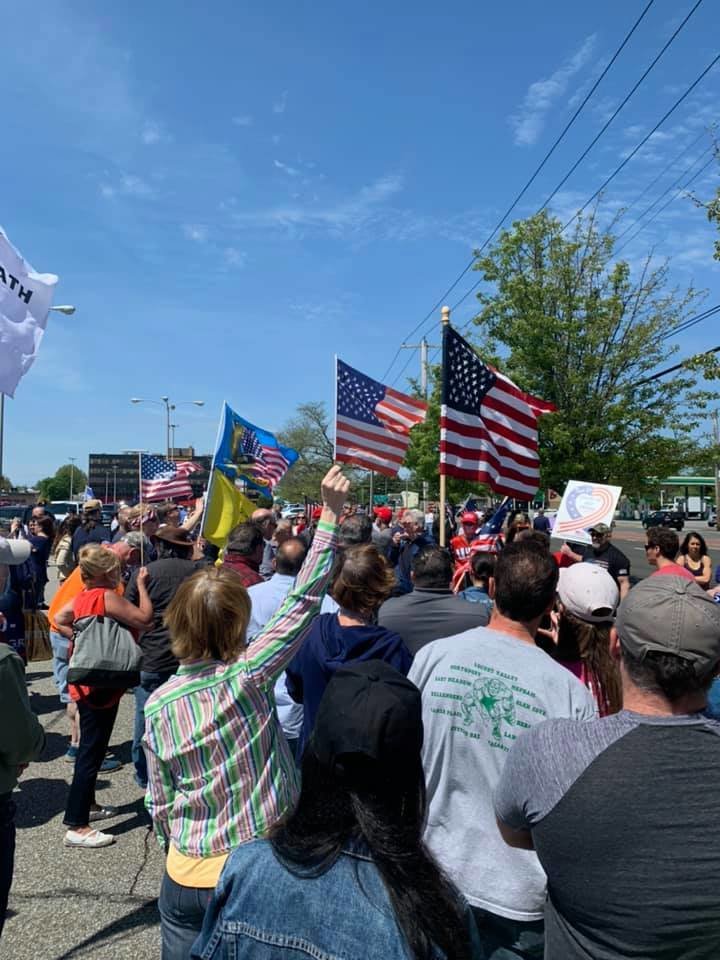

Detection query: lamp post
(130, 398), (205, 458)
(69, 457), (77, 502)
(0, 303), (77, 489)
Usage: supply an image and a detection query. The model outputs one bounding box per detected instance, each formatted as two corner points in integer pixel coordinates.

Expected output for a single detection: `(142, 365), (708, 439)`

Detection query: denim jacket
(191, 838), (484, 960)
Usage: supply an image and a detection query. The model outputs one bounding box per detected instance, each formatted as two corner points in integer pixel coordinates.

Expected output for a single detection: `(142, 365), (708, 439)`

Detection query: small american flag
(237, 424), (290, 488)
(140, 454), (201, 502)
(451, 499), (510, 591)
(335, 359), (428, 477)
(441, 326), (555, 499)
(304, 496), (321, 523)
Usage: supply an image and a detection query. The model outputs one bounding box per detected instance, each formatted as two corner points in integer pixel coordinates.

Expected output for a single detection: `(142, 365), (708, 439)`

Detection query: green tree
(0, 475), (13, 493)
(37, 463), (88, 501)
(275, 402), (335, 502)
(463, 209), (715, 496)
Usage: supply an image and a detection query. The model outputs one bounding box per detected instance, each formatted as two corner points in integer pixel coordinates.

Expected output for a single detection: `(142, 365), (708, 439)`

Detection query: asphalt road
(5, 521), (719, 958)
(4, 570), (165, 960)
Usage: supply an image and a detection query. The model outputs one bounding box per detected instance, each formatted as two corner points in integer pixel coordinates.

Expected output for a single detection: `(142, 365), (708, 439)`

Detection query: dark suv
(642, 510), (684, 531)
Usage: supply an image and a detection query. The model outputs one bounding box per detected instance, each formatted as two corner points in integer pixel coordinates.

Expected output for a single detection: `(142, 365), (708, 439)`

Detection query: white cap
(558, 563), (619, 623)
(0, 537), (31, 566)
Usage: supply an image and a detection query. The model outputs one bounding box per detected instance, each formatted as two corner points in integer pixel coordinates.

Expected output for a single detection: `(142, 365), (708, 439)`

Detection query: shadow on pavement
(28, 691), (66, 716)
(106, 798), (152, 837)
(42, 731), (73, 762)
(47, 899), (160, 960)
(14, 777), (69, 828)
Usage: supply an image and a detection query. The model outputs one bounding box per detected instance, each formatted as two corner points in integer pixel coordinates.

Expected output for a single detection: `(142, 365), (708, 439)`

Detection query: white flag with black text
(0, 226), (58, 397)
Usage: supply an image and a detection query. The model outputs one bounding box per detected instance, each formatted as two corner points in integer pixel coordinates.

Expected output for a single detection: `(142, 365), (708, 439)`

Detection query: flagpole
(439, 305), (451, 547)
(138, 451), (144, 566)
(333, 355), (338, 463)
(369, 470), (374, 512)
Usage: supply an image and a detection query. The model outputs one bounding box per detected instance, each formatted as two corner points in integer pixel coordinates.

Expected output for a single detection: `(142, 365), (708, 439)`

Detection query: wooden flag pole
(439, 305), (450, 547)
(368, 470), (374, 512)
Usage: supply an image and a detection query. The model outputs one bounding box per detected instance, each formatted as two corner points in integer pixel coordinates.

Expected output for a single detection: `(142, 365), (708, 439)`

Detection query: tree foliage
(275, 402), (336, 502)
(0, 475), (13, 493)
(462, 209), (715, 496)
(37, 463), (88, 501)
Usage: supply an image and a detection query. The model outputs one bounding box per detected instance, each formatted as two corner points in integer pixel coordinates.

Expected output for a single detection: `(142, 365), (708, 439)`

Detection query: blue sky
(2, 0), (719, 485)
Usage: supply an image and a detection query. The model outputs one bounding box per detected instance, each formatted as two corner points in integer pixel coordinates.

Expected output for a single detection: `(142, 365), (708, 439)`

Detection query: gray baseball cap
(616, 574), (720, 676)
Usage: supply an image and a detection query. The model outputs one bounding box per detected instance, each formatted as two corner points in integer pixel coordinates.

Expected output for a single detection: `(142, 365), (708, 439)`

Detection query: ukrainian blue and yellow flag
(202, 403), (299, 548)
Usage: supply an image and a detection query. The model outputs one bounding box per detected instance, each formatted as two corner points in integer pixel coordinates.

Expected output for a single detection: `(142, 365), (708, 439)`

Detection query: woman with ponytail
(192, 660), (482, 960)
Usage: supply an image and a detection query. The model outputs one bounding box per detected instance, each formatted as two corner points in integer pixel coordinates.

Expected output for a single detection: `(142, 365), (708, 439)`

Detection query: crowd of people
(2, 477), (720, 959)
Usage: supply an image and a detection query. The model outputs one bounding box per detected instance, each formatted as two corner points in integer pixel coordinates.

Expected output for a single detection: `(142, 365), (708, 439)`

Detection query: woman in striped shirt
(143, 466), (349, 960)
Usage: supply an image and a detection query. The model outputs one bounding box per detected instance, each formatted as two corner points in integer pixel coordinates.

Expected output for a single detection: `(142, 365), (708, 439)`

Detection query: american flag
(236, 423), (290, 488)
(140, 454), (201, 501)
(335, 359), (428, 477)
(440, 326), (555, 499)
(451, 498), (510, 592)
(304, 496), (321, 523)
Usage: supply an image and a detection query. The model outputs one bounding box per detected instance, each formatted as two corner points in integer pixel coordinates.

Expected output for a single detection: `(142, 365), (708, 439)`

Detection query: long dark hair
(554, 611), (621, 716)
(271, 750), (472, 960)
(680, 531), (708, 558)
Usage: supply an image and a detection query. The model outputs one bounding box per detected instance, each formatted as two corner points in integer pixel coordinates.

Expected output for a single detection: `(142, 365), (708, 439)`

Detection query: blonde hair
(78, 544), (121, 587)
(165, 566), (252, 662)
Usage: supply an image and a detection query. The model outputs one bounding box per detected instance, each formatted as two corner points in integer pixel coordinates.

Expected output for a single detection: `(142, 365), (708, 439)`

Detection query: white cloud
(510, 35), (597, 146)
(100, 172), (153, 199)
(224, 247), (246, 267)
(273, 91), (288, 115)
(233, 173), (404, 236)
(232, 114), (253, 127)
(273, 159), (300, 177)
(183, 224), (208, 242)
(141, 120), (164, 145)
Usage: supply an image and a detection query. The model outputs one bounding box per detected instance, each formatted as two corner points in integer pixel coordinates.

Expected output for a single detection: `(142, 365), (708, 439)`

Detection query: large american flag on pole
(140, 454), (201, 501)
(335, 359), (428, 477)
(440, 326), (555, 499)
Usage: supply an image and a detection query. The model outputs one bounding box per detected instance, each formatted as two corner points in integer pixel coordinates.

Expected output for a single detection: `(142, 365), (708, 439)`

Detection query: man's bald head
(275, 537), (308, 576)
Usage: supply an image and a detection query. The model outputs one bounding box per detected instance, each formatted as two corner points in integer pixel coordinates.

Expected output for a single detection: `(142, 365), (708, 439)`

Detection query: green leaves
(36, 463), (88, 501)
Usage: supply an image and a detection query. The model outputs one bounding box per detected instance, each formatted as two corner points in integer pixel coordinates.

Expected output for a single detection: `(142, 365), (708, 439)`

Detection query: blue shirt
(247, 573), (303, 740)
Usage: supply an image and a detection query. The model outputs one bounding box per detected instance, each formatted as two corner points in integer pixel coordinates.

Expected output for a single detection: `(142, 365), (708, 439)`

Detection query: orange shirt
(48, 566), (124, 633)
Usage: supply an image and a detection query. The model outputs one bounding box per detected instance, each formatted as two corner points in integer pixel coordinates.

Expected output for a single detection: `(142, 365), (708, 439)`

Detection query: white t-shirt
(409, 625), (595, 921)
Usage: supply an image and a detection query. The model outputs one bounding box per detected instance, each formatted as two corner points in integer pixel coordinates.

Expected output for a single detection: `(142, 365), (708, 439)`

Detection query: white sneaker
(64, 829), (116, 848)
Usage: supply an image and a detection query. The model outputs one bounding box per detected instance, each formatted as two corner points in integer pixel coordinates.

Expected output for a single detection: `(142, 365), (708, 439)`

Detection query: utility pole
(113, 465), (117, 502)
(400, 338), (441, 399)
(713, 410), (720, 524)
(68, 457), (77, 502)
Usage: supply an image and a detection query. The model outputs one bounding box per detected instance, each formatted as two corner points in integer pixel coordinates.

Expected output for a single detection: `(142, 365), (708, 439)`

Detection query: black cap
(311, 660), (423, 773)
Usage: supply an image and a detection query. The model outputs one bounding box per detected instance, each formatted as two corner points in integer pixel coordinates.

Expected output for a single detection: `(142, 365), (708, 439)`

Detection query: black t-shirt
(72, 524), (113, 561)
(496, 712), (720, 959)
(125, 558), (198, 674)
(580, 542), (630, 583)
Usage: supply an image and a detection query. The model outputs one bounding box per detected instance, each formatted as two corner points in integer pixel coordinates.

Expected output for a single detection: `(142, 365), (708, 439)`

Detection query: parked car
(642, 510), (685, 532)
(709, 509), (717, 528)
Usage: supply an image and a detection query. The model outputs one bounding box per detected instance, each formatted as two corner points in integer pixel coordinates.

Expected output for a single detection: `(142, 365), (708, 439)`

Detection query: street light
(68, 457), (77, 502)
(130, 397), (205, 458)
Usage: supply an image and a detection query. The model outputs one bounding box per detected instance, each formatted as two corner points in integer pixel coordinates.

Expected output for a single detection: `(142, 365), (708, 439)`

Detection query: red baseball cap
(311, 506), (323, 520)
(374, 506), (392, 523)
(461, 511), (478, 524)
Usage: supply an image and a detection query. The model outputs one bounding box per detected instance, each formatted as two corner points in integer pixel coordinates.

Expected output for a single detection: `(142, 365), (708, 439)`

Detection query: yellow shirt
(166, 844), (228, 888)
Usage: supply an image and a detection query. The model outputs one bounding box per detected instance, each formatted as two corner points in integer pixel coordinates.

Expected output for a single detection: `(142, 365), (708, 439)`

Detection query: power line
(617, 124), (710, 221)
(614, 145), (714, 245)
(381, 1), (656, 382)
(636, 344), (720, 385)
(539, 0), (706, 212)
(663, 303), (720, 340)
(614, 152), (716, 254)
(443, 52), (720, 326)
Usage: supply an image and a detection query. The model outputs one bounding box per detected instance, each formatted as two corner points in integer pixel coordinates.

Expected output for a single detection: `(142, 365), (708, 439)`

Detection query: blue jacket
(387, 532), (434, 595)
(191, 838), (483, 960)
(285, 614), (412, 755)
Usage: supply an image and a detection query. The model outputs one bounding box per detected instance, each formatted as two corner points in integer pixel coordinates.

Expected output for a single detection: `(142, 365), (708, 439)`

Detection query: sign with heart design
(551, 481), (622, 545)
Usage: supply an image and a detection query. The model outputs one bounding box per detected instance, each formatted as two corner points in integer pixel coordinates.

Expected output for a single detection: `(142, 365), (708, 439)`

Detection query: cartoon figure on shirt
(462, 677), (515, 741)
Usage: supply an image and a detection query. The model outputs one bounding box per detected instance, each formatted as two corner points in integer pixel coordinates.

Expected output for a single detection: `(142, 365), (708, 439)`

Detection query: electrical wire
(538, 0), (706, 213)
(636, 344), (720, 384)
(380, 1), (657, 383)
(614, 152), (716, 254)
(662, 303), (720, 340)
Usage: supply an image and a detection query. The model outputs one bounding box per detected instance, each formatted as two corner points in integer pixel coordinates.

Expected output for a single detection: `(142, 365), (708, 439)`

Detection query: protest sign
(0, 226), (58, 398)
(551, 481), (622, 545)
